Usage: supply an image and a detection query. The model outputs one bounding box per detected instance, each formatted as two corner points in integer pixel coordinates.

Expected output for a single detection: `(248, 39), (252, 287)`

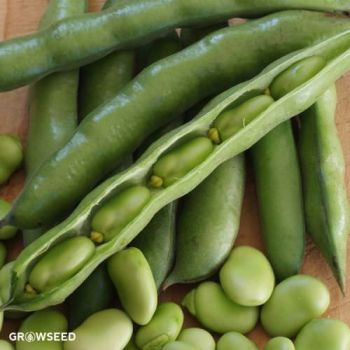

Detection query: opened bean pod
(6, 26), (350, 311)
(135, 302), (184, 350)
(64, 309), (133, 350)
(0, 135), (23, 186)
(7, 10), (350, 230)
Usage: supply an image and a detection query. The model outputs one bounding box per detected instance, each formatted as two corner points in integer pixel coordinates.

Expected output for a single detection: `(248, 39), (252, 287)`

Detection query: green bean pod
(265, 337), (295, 350)
(25, 0), (86, 178)
(0, 340), (14, 350)
(28, 236), (95, 293)
(295, 319), (350, 350)
(0, 199), (17, 240)
(64, 309), (133, 350)
(165, 155), (245, 287)
(150, 136), (214, 188)
(67, 264), (114, 329)
(91, 186), (151, 243)
(5, 25), (350, 312)
(78, 0), (135, 119)
(0, 135), (23, 186)
(251, 121), (305, 280)
(217, 332), (258, 350)
(7, 10), (350, 229)
(298, 85), (350, 290)
(135, 302), (184, 350)
(0, 0), (348, 91)
(16, 310), (68, 350)
(183, 282), (259, 334)
(209, 95), (274, 143)
(107, 247), (157, 325)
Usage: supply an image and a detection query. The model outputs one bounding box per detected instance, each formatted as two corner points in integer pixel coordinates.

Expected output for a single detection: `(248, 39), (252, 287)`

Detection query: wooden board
(0, 0), (350, 348)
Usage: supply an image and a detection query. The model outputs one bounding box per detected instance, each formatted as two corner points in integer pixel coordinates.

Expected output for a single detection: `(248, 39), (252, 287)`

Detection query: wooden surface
(0, 0), (350, 348)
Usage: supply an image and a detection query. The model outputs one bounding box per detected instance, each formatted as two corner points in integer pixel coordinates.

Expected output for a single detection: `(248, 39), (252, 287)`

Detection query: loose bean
(107, 247), (157, 325)
(135, 302), (184, 350)
(183, 281), (258, 334)
(163, 342), (198, 350)
(64, 309), (132, 350)
(265, 337), (295, 350)
(217, 332), (258, 350)
(0, 340), (14, 350)
(295, 319), (350, 350)
(28, 236), (95, 293)
(17, 310), (68, 350)
(219, 246), (275, 306)
(178, 328), (215, 350)
(261, 275), (330, 337)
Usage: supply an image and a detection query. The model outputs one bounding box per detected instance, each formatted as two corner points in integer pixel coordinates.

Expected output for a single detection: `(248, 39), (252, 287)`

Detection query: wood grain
(0, 1), (350, 348)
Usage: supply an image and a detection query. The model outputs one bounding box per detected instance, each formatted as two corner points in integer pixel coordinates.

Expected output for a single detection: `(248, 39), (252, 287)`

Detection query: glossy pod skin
(219, 246), (275, 306)
(78, 0), (135, 119)
(183, 281), (259, 334)
(150, 137), (214, 188)
(265, 337), (295, 350)
(251, 121), (304, 280)
(16, 310), (68, 350)
(28, 236), (95, 293)
(209, 95), (274, 143)
(165, 156), (245, 287)
(25, 0), (85, 178)
(135, 302), (184, 350)
(178, 328), (215, 350)
(6, 25), (350, 312)
(1, 0), (349, 91)
(217, 332), (258, 350)
(67, 264), (114, 329)
(298, 85), (350, 290)
(8, 10), (350, 229)
(23, 0), (86, 246)
(295, 319), (350, 350)
(0, 340), (14, 350)
(0, 135), (23, 186)
(91, 186), (151, 243)
(0, 199), (17, 240)
(64, 309), (133, 350)
(261, 275), (330, 337)
(133, 203), (177, 289)
(107, 247), (157, 325)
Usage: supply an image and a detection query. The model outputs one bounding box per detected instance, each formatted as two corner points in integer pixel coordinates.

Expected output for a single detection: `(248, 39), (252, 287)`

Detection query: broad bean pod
(0, 1), (349, 90)
(6, 11), (350, 230)
(4, 28), (350, 311)
(23, 0), (86, 246)
(298, 85), (350, 290)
